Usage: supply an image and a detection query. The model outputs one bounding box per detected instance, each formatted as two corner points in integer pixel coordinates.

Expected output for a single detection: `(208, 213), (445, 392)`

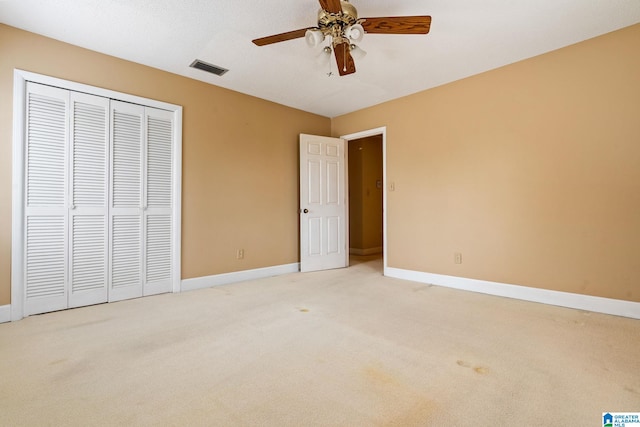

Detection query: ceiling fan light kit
(252, 0), (431, 76)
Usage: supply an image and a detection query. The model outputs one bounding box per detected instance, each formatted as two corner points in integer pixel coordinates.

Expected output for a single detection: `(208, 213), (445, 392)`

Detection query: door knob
(303, 209), (309, 213)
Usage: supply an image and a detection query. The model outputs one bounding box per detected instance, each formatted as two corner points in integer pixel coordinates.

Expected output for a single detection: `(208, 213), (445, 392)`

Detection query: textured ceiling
(2, 0), (640, 117)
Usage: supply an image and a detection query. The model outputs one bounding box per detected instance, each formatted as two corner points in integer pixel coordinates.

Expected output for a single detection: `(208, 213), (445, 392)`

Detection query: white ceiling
(2, 0), (640, 118)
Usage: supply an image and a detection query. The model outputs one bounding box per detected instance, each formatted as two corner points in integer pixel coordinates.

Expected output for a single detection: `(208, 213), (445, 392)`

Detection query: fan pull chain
(343, 43), (347, 72)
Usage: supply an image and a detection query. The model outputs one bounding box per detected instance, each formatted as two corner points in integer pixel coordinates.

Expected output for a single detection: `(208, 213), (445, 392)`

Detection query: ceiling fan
(252, 0), (431, 76)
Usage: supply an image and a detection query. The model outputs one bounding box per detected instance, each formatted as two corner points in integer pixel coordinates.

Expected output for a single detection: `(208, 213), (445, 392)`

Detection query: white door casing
(340, 127), (388, 274)
(299, 134), (348, 272)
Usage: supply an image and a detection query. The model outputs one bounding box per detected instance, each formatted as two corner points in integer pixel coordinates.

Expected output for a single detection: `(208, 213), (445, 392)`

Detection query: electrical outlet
(237, 249), (244, 259)
(454, 252), (463, 264)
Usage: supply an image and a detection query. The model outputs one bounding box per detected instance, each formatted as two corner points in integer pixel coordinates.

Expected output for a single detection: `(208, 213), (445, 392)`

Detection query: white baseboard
(385, 267), (640, 320)
(350, 247), (383, 256)
(181, 263), (300, 292)
(0, 305), (11, 323)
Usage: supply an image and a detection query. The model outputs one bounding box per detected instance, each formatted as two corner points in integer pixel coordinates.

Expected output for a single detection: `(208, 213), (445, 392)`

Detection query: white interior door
(68, 91), (109, 308)
(23, 83), (70, 315)
(109, 100), (144, 302)
(109, 102), (175, 301)
(143, 107), (174, 296)
(299, 134), (348, 272)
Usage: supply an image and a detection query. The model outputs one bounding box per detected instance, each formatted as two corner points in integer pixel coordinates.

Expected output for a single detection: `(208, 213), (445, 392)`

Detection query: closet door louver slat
(26, 216), (65, 299)
(26, 94), (66, 207)
(146, 116), (172, 208)
(145, 215), (171, 284)
(71, 216), (106, 292)
(111, 216), (142, 288)
(112, 111), (142, 208)
(72, 101), (107, 206)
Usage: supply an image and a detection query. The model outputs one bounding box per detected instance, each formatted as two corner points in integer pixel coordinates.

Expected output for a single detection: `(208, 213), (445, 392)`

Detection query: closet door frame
(11, 69), (182, 321)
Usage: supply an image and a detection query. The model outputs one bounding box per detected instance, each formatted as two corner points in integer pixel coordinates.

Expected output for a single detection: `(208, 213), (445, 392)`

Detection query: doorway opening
(342, 127), (387, 274)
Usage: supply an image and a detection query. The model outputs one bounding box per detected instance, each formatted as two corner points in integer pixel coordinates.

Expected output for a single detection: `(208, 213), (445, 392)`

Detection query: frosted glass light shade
(316, 46), (332, 65)
(305, 29), (325, 47)
(350, 44), (366, 60)
(344, 24), (364, 42)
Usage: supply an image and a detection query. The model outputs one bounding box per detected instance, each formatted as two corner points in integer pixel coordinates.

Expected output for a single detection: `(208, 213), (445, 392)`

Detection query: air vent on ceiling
(189, 59), (228, 76)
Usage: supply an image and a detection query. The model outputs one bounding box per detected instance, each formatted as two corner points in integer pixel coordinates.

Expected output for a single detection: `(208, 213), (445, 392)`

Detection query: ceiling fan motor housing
(318, 0), (360, 43)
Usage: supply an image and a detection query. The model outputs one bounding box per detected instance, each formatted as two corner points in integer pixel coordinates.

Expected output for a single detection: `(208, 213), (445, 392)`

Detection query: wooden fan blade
(334, 42), (356, 76)
(319, 0), (342, 14)
(361, 16), (432, 34)
(252, 28), (315, 46)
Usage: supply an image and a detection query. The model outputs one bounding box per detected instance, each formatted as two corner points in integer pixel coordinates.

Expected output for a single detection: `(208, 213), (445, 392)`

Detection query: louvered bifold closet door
(68, 92), (110, 308)
(109, 101), (144, 302)
(143, 108), (174, 296)
(23, 83), (70, 315)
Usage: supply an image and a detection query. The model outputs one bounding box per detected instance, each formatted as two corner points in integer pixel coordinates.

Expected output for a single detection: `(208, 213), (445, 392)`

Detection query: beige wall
(348, 136), (383, 252)
(0, 24), (331, 305)
(333, 23), (640, 302)
(348, 142), (364, 250)
(2, 23), (639, 307)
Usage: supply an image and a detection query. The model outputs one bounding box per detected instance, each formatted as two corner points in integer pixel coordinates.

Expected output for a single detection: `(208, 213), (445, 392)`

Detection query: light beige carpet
(1, 256), (638, 426)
